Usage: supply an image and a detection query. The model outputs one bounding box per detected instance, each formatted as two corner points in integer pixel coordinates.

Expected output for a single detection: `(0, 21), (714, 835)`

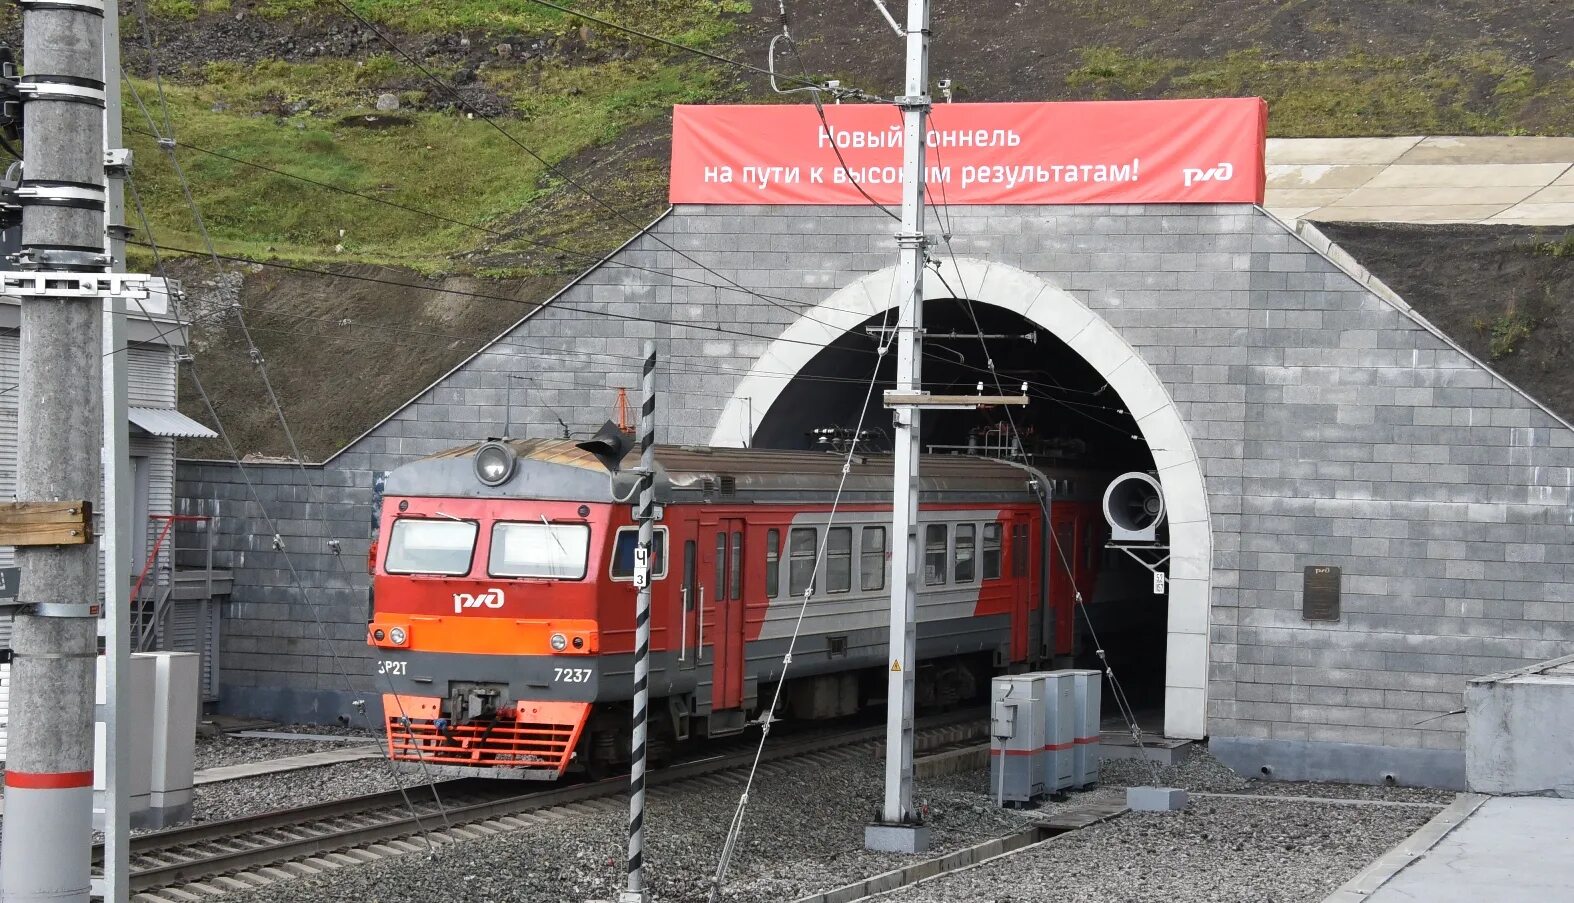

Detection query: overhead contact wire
(126, 2), (458, 837)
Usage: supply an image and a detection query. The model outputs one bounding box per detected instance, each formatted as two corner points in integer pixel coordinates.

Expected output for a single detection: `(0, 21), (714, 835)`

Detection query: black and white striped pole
(620, 340), (657, 903)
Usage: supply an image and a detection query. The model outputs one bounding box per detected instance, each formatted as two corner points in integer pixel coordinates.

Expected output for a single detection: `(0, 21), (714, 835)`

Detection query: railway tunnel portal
(717, 259), (1197, 738)
(182, 99), (1574, 789)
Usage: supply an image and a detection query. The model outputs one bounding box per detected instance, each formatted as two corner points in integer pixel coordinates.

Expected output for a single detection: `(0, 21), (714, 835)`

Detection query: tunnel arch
(708, 258), (1213, 740)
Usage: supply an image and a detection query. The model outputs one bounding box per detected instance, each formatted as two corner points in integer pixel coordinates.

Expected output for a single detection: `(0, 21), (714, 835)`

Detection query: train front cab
(367, 493), (611, 779)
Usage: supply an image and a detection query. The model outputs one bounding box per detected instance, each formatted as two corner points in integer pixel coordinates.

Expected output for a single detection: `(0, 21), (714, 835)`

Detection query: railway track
(105, 713), (987, 901)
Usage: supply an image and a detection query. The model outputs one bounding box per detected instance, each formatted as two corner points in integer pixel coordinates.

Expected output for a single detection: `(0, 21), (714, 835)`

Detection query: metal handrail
(130, 515), (213, 652)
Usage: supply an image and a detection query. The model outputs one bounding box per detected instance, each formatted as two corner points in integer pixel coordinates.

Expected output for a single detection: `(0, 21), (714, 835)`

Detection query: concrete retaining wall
(1465, 654), (1574, 795)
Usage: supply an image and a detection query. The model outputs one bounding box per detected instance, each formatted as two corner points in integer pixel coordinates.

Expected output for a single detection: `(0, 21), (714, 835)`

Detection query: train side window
(982, 522), (1002, 579)
(683, 540), (696, 610)
(385, 518), (477, 576)
(715, 533), (728, 599)
(765, 529), (781, 598)
(730, 531), (743, 601)
(955, 523), (976, 583)
(860, 527), (886, 592)
(924, 524), (947, 586)
(826, 527), (852, 593)
(789, 527), (817, 597)
(609, 526), (668, 581)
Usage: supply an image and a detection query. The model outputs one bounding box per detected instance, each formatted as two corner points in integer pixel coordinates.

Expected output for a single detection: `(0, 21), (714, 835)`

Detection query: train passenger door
(679, 531), (698, 671)
(706, 518), (747, 710)
(1048, 510), (1079, 657)
(1009, 514), (1033, 662)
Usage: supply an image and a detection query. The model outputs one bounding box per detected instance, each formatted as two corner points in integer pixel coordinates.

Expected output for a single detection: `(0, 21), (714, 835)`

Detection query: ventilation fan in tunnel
(1102, 472), (1166, 543)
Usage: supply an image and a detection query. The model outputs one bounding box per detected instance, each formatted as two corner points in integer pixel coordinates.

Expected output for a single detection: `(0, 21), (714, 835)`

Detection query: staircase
(130, 515), (231, 703)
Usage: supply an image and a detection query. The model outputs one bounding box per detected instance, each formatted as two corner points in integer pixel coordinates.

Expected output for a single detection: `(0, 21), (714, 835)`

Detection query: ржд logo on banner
(669, 98), (1267, 206)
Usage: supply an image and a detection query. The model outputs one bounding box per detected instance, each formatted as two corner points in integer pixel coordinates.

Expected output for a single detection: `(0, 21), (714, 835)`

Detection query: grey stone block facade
(179, 203), (1574, 787)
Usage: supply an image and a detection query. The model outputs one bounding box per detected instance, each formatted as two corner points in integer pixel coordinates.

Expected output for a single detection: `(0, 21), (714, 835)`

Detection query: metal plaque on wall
(1302, 565), (1341, 621)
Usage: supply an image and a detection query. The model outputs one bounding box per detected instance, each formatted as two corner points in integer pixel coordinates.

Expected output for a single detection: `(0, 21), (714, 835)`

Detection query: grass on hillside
(146, 0), (746, 42)
(124, 54), (722, 273)
(1067, 48), (1574, 136)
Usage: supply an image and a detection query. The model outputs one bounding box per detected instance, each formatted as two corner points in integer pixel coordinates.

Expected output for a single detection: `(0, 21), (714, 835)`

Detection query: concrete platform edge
(1321, 792), (1488, 903)
(193, 746), (385, 785)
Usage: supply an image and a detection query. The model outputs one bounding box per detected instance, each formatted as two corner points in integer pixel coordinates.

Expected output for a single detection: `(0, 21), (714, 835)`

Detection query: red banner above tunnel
(669, 98), (1267, 206)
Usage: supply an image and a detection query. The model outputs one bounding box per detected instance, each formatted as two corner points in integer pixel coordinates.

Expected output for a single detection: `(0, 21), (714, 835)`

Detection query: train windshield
(489, 522), (590, 579)
(385, 518), (477, 575)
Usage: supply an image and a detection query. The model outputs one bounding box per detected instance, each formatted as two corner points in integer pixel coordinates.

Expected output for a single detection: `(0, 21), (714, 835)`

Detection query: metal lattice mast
(1, 0), (110, 897)
(877, 0), (931, 846)
(621, 340), (657, 903)
(99, 0), (133, 895)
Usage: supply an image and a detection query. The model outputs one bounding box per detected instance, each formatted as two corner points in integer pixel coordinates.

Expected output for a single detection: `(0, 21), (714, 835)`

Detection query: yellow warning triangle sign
(891, 659), (902, 672)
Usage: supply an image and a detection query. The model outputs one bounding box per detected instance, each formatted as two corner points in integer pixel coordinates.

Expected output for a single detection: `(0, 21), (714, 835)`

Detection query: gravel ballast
(224, 751), (1057, 903)
(191, 759), (428, 824)
(211, 743), (1442, 903)
(879, 793), (1433, 903)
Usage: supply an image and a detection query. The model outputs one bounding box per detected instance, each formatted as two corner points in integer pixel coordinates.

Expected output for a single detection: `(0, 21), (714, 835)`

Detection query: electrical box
(1039, 670), (1077, 791)
(1067, 668), (1103, 788)
(989, 675), (1044, 804)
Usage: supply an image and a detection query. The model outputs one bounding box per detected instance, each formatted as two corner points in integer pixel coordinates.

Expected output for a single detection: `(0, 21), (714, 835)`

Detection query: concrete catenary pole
(0, 0), (109, 899)
(868, 0), (931, 854)
(620, 340), (657, 903)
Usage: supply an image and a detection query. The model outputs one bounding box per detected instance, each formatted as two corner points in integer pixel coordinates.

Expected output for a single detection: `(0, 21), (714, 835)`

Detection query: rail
(107, 711), (987, 898)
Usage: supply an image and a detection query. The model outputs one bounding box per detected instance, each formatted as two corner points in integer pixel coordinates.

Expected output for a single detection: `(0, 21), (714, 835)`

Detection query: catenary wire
(768, 1), (900, 220)
(124, 235), (1129, 409)
(916, 100), (1163, 770)
(120, 124), (907, 311)
(322, 0), (895, 346)
(119, 109), (1117, 404)
(126, 1), (460, 830)
(521, 0), (872, 99)
(126, 170), (453, 846)
(708, 277), (899, 903)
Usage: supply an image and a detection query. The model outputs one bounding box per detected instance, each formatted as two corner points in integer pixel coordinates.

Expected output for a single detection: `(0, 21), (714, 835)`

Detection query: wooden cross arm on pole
(0, 500), (94, 545)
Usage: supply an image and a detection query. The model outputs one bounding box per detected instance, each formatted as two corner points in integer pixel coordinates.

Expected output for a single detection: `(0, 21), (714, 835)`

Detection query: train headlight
(389, 627), (407, 646)
(373, 629), (386, 641)
(474, 441), (517, 486)
(550, 633), (568, 651)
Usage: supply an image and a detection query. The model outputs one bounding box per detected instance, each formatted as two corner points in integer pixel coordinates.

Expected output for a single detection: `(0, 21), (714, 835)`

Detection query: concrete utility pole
(0, 0), (111, 898)
(867, 0), (932, 855)
(620, 341), (657, 903)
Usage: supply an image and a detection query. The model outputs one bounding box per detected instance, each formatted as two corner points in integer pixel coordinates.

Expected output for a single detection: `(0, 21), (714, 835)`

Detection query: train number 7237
(554, 668), (592, 683)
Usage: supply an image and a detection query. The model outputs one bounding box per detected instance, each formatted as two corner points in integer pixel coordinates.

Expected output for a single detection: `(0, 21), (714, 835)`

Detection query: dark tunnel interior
(751, 299), (1171, 723)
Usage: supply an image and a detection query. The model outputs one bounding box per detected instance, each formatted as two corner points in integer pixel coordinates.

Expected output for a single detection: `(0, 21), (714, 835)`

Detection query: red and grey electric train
(366, 438), (1111, 779)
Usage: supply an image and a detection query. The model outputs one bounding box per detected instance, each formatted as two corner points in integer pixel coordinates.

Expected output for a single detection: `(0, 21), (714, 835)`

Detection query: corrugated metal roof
(128, 407), (218, 440)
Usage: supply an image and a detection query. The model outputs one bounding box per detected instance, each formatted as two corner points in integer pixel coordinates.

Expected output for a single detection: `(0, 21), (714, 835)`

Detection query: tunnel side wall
(180, 204), (1574, 788)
